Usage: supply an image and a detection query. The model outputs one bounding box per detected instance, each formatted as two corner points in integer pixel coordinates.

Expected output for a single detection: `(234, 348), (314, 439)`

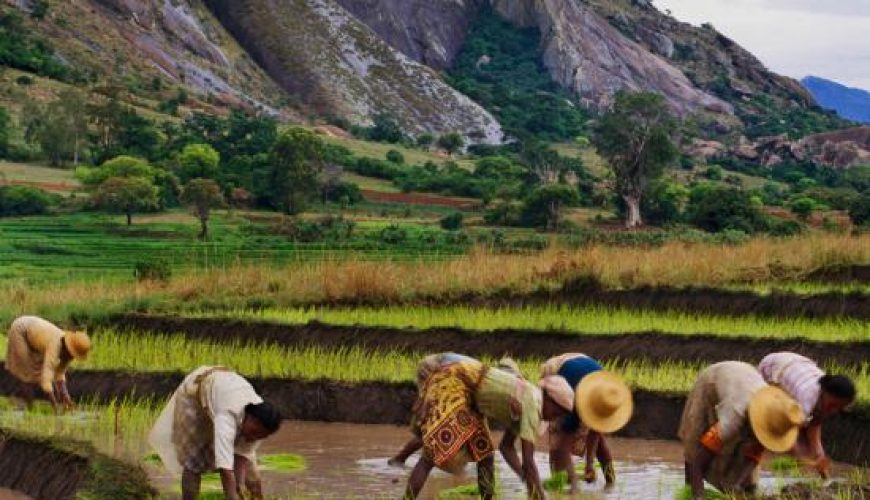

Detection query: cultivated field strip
(115, 314), (870, 368)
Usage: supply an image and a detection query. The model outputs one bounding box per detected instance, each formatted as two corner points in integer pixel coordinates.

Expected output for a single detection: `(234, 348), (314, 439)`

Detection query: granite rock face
(203, 0), (502, 142)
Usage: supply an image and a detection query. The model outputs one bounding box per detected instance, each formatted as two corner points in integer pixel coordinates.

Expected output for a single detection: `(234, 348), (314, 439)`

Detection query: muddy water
(149, 422), (846, 499)
(0, 489), (33, 500)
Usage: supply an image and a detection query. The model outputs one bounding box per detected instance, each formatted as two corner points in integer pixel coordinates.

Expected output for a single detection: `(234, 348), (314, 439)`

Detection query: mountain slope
(202, 0), (502, 142)
(802, 76), (870, 124)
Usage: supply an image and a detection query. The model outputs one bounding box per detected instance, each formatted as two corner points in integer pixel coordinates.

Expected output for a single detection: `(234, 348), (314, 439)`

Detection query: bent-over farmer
(540, 353), (633, 492)
(679, 361), (804, 500)
(758, 352), (856, 479)
(148, 366), (282, 500)
(5, 315), (91, 412)
(403, 354), (574, 499)
(389, 353), (522, 467)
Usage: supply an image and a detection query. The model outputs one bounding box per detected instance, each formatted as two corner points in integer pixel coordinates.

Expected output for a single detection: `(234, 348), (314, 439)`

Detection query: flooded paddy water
(146, 421), (849, 499)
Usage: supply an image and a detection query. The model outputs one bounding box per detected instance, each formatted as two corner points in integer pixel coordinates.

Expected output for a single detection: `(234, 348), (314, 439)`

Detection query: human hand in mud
(583, 464), (596, 483)
(814, 456), (831, 479)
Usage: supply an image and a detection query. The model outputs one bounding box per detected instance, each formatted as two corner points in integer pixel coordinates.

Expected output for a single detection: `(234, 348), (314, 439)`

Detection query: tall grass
(2, 233), (867, 327)
(203, 305), (869, 342)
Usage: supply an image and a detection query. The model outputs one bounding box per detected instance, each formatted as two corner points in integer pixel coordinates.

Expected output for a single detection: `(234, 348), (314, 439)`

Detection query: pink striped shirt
(758, 352), (823, 424)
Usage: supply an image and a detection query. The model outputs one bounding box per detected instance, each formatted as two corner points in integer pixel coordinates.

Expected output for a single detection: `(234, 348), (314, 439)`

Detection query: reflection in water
(148, 421), (839, 499)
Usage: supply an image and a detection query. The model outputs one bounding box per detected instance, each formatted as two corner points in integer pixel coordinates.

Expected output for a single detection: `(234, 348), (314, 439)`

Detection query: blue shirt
(558, 356), (603, 432)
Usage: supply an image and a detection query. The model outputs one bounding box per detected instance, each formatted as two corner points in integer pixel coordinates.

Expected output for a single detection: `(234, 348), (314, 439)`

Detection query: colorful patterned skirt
(415, 362), (494, 472)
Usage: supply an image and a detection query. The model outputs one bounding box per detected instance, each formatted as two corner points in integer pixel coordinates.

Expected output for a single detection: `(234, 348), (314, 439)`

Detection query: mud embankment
(113, 315), (870, 368)
(0, 429), (155, 499)
(323, 284), (870, 320)
(2, 368), (866, 466)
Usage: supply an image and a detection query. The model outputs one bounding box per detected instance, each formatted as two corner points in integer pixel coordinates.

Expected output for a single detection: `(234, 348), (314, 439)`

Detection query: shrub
(0, 185), (56, 216)
(848, 195), (870, 227)
(641, 181), (688, 225)
(134, 259), (171, 282)
(686, 185), (765, 233)
(439, 212), (464, 231)
(379, 224), (408, 244)
(788, 197), (818, 221)
(705, 165), (723, 180)
(385, 149), (404, 165)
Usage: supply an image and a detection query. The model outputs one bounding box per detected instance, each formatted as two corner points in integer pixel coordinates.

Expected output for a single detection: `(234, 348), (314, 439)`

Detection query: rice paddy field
(0, 229), (867, 498)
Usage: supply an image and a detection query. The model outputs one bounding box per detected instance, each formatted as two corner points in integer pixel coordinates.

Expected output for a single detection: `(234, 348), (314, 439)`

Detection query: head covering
(748, 386), (804, 453)
(540, 376), (575, 412)
(497, 357), (522, 377)
(576, 371), (633, 433)
(63, 331), (91, 360)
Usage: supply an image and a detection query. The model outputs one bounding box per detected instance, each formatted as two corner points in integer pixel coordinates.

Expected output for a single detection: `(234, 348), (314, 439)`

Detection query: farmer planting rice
(5, 315), (91, 412)
(540, 353), (632, 491)
(389, 353), (523, 467)
(758, 352), (856, 479)
(679, 361), (804, 500)
(403, 354), (576, 499)
(148, 366), (282, 500)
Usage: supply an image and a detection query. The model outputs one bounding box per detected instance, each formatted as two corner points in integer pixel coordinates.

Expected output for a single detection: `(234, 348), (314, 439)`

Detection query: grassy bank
(193, 305), (869, 343)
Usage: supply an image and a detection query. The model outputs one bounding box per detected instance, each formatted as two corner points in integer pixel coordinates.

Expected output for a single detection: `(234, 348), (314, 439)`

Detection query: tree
(177, 143), (220, 183)
(181, 178), (225, 239)
(521, 184), (580, 230)
(385, 149), (404, 165)
(26, 90), (88, 166)
(437, 132), (465, 156)
(93, 176), (159, 225)
(0, 186), (56, 216)
(76, 155), (157, 187)
(268, 128), (324, 214)
(30, 0), (50, 20)
(0, 107), (9, 158)
(593, 91), (679, 228)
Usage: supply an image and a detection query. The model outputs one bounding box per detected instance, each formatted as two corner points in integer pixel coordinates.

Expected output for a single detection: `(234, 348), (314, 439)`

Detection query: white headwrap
(540, 375), (575, 412)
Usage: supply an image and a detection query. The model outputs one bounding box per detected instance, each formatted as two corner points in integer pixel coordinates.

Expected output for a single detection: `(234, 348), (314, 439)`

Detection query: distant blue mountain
(802, 76), (870, 124)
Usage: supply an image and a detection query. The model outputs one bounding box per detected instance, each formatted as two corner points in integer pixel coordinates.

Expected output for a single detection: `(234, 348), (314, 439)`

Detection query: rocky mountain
(802, 76), (870, 124)
(3, 0), (853, 143)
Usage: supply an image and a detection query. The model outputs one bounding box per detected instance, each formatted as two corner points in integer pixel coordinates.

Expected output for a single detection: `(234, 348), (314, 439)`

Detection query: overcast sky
(653, 0), (870, 90)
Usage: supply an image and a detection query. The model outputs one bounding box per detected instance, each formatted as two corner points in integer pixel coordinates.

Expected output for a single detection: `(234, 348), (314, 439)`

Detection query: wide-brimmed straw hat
(576, 371), (633, 433)
(63, 331), (91, 360)
(748, 386), (804, 453)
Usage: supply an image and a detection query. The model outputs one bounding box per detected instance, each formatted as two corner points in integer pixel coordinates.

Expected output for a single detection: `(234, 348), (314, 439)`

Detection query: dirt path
(113, 315), (870, 368)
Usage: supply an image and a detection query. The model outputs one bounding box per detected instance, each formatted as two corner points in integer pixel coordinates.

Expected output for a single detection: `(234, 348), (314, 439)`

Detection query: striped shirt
(758, 352), (823, 424)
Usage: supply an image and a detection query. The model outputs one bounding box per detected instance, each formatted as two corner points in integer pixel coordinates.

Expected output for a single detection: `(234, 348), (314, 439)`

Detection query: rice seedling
(1, 330), (866, 405)
(259, 453), (306, 473)
(0, 396), (161, 462)
(202, 304), (869, 343)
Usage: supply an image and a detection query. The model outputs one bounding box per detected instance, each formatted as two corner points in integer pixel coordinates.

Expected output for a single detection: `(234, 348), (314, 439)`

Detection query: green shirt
(475, 368), (542, 442)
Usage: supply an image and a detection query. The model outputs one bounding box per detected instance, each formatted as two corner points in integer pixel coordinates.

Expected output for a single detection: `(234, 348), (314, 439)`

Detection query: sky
(652, 0), (870, 90)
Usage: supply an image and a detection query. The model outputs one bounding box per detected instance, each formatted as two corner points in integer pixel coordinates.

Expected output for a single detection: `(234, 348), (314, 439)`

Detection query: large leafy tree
(268, 128), (325, 214)
(593, 91), (679, 228)
(177, 143), (220, 183)
(181, 178), (225, 239)
(93, 176), (159, 226)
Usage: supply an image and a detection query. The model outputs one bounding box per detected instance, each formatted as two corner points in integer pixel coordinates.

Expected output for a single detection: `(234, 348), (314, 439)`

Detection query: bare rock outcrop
(490, 0), (731, 116)
(333, 0), (486, 69)
(203, 0), (502, 142)
(733, 127), (870, 169)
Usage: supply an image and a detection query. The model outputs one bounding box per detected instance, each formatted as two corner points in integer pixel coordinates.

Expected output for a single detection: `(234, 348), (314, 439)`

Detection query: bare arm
(218, 468), (241, 500)
(499, 430), (525, 481)
(804, 424), (830, 478)
(234, 454), (264, 499)
(521, 439), (545, 500)
(551, 431), (579, 492)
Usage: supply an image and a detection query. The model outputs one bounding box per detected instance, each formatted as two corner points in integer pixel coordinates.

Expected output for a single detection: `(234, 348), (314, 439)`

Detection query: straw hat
(748, 386), (804, 453)
(576, 371), (633, 433)
(63, 331), (91, 360)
